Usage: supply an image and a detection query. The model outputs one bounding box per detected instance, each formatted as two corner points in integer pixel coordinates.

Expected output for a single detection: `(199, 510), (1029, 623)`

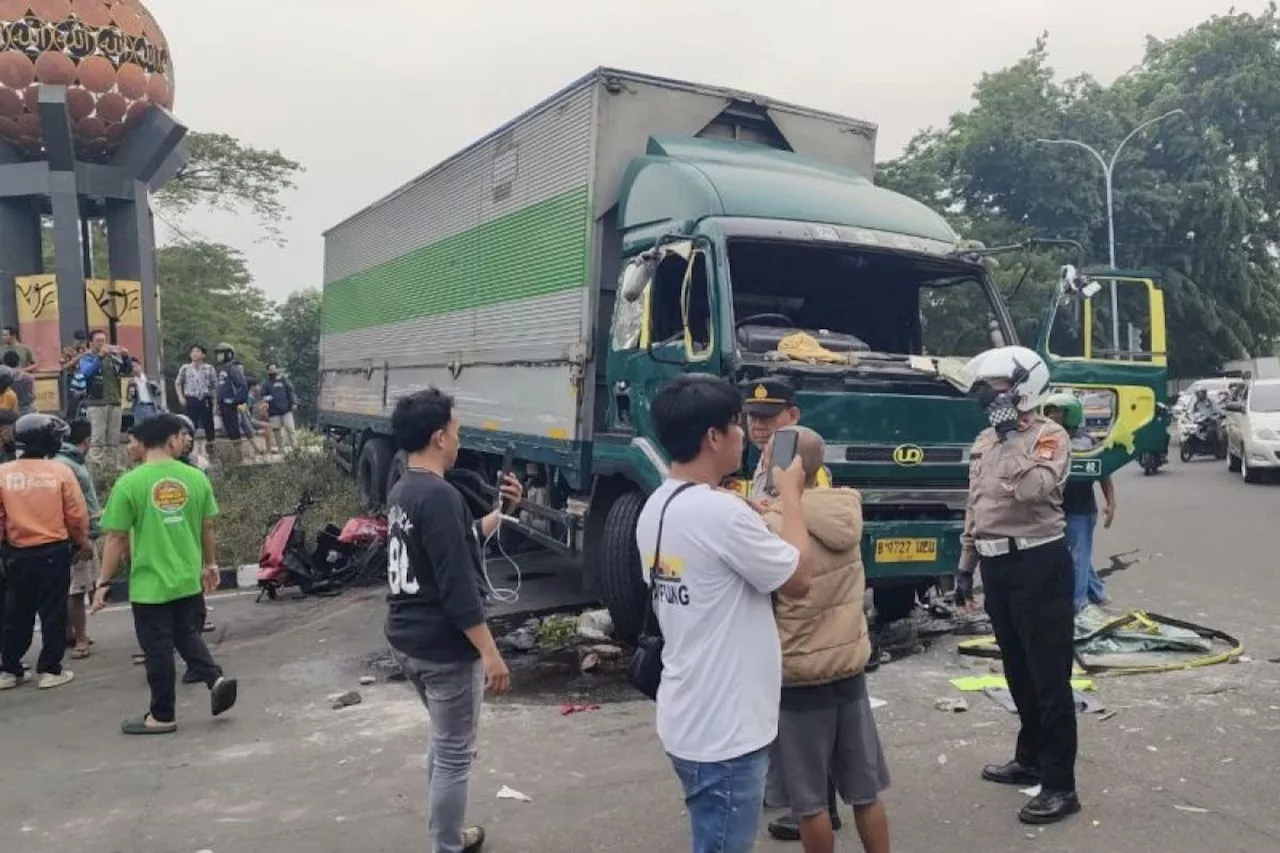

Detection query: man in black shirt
(385, 388), (522, 853)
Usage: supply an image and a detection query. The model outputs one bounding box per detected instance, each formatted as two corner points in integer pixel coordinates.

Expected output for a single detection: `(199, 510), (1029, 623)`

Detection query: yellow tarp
(950, 674), (1095, 693)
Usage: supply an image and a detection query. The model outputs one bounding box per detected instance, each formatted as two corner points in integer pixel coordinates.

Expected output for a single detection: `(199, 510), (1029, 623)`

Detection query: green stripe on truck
(322, 185), (591, 335)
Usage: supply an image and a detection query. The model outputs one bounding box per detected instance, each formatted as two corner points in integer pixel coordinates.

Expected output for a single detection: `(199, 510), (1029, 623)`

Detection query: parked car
(1224, 378), (1280, 483)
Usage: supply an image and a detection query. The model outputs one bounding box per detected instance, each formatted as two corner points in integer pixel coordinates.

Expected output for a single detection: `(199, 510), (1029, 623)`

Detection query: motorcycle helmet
(963, 346), (1052, 412)
(14, 413), (70, 458)
(0, 365), (13, 393)
(1041, 392), (1084, 430)
(215, 342), (236, 362)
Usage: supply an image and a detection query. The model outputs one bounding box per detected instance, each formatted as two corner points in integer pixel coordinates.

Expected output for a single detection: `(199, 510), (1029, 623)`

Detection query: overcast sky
(145, 0), (1265, 301)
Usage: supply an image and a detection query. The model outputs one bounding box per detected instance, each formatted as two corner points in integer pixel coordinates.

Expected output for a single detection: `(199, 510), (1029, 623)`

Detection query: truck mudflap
(861, 519), (962, 583)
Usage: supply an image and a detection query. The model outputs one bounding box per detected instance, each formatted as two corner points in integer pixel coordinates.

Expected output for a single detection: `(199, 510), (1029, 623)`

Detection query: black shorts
(185, 398), (216, 442)
(219, 404), (243, 440)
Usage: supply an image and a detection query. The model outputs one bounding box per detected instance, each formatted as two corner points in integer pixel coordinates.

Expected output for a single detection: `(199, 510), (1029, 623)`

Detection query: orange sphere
(0, 0), (175, 162)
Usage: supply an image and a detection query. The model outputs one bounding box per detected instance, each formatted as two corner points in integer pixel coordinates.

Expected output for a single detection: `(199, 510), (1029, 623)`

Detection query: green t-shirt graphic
(102, 459), (219, 604)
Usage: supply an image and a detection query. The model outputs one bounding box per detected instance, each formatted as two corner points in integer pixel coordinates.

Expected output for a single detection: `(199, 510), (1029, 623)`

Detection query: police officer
(741, 378), (830, 500)
(957, 345), (1079, 826)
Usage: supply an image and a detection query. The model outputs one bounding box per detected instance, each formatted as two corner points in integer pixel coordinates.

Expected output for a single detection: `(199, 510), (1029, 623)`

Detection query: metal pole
(1036, 109), (1184, 358)
(1104, 165), (1118, 350)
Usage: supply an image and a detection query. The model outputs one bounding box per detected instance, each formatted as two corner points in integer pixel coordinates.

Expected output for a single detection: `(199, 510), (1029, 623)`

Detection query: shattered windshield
(726, 240), (1007, 361)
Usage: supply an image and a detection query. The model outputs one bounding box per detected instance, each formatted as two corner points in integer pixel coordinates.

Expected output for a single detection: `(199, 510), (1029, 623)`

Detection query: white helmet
(963, 346), (1051, 412)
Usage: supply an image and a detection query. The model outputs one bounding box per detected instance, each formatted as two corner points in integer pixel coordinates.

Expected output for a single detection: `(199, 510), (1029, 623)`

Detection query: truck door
(605, 241), (722, 440)
(1035, 269), (1168, 477)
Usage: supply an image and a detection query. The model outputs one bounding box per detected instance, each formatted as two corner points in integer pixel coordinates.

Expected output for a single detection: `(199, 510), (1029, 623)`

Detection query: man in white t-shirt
(636, 374), (814, 853)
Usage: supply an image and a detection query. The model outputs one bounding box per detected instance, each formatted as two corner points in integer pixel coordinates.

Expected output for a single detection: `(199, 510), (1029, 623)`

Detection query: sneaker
(0, 672), (26, 690)
(462, 826), (486, 853)
(37, 670), (74, 690)
(210, 676), (238, 716)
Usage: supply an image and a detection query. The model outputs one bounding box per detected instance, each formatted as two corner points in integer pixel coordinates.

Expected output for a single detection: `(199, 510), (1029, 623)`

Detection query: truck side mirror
(619, 255), (656, 303)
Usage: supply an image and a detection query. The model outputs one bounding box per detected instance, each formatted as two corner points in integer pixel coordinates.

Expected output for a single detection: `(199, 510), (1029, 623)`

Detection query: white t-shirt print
(634, 480), (800, 763)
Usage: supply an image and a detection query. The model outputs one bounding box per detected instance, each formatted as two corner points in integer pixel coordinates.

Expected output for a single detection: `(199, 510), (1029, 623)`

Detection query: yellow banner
(14, 274), (61, 371)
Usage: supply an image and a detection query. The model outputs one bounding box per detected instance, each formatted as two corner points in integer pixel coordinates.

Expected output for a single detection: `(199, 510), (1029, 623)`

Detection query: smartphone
(764, 427), (800, 493)
(496, 446), (515, 510)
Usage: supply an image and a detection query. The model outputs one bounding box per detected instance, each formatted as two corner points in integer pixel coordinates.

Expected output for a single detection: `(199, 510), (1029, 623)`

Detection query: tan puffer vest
(763, 488), (871, 686)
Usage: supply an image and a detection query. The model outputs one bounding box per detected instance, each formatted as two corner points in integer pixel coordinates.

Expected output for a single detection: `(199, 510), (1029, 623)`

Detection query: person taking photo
(637, 374), (813, 853)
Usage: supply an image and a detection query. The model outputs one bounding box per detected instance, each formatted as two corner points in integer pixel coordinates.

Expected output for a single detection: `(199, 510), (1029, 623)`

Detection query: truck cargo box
(319, 67), (877, 455)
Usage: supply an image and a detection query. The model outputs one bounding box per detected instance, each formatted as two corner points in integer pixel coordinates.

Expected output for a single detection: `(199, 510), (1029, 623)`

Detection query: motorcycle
(257, 491), (389, 601)
(1140, 402), (1172, 475)
(1178, 411), (1227, 462)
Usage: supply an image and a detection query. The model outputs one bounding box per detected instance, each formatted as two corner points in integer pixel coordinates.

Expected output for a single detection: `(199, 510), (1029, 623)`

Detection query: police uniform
(959, 414), (1078, 801)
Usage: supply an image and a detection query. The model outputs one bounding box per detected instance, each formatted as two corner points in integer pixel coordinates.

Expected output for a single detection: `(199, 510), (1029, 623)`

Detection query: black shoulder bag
(628, 482), (697, 700)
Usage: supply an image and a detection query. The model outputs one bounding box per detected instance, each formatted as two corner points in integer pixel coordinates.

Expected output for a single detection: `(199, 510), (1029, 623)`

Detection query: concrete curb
(107, 564), (259, 600)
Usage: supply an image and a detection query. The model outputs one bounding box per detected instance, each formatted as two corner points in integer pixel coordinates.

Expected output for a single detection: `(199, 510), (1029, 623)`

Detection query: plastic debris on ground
(950, 674), (1095, 693)
(497, 785), (533, 802)
(577, 609), (615, 642)
(869, 697), (888, 710)
(1075, 605), (1212, 655)
(935, 697), (969, 713)
(561, 703), (601, 716)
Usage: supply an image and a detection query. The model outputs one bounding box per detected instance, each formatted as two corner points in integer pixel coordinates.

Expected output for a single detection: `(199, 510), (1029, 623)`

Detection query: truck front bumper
(860, 519), (962, 584)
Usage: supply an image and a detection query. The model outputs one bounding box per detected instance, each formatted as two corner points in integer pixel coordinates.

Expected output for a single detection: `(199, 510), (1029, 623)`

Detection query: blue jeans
(669, 745), (769, 853)
(1065, 514), (1106, 612)
(393, 651), (485, 853)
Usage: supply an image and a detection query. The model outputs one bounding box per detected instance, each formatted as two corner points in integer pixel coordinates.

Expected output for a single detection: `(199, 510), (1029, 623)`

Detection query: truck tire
(385, 451), (408, 502)
(357, 437), (393, 511)
(598, 491), (649, 645)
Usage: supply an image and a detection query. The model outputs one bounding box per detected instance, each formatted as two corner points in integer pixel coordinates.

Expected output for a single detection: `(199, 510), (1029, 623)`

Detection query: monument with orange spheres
(0, 0), (183, 411)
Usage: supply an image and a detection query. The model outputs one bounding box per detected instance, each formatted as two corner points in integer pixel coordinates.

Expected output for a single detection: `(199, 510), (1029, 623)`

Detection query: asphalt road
(1, 456), (1278, 853)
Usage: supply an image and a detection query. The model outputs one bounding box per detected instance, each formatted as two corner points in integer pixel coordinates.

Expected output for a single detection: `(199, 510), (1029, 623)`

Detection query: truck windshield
(727, 240), (1007, 360)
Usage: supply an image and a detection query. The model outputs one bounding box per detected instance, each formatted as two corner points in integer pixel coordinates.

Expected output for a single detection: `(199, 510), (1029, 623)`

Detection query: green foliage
(158, 240), (274, 380)
(262, 289), (321, 424)
(156, 132), (305, 245)
(878, 7), (1280, 375)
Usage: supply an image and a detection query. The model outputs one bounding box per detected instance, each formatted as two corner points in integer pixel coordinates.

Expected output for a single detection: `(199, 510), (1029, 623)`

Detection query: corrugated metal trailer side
(319, 73), (599, 443)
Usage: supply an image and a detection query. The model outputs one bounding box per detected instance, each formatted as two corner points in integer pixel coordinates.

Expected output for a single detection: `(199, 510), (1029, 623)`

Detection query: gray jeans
(393, 651), (484, 853)
(86, 404), (123, 466)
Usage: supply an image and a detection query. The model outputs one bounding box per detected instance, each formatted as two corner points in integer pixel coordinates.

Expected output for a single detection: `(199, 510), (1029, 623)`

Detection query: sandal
(121, 715), (177, 735)
(71, 646), (91, 660)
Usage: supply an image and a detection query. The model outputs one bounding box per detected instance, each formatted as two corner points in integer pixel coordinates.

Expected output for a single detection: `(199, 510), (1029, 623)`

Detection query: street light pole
(1036, 109), (1185, 352)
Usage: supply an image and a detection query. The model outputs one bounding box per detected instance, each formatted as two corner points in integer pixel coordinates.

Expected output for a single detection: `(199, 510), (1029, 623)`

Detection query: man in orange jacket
(0, 414), (91, 690)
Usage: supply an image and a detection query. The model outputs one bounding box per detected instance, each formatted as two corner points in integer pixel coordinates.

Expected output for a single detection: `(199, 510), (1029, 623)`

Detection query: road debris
(330, 691), (362, 710)
(577, 609), (615, 642)
(579, 652), (601, 673)
(497, 785), (533, 802)
(1173, 804), (1209, 814)
(935, 697), (969, 713)
(561, 703), (601, 716)
(358, 675), (376, 685)
(869, 698), (888, 710)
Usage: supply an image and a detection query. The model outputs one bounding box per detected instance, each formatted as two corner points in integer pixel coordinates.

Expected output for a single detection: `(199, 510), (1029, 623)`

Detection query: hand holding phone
(764, 427), (800, 494)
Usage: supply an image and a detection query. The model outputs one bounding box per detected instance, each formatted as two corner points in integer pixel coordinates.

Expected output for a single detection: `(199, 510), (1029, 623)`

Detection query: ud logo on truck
(892, 444), (925, 466)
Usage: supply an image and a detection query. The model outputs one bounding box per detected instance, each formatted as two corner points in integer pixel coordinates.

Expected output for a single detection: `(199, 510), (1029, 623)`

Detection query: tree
(156, 132), (304, 245)
(157, 240), (274, 380)
(262, 289), (321, 424)
(878, 8), (1280, 376)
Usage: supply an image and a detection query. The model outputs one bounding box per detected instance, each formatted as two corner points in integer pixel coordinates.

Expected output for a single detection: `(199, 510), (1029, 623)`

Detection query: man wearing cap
(742, 378), (830, 500)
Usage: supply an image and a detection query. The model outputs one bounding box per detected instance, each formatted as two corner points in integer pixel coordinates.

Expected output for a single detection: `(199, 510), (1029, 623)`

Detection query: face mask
(981, 391), (1020, 439)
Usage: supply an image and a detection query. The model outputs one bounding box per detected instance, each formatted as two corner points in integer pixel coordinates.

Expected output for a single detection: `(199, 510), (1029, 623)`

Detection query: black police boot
(1018, 789), (1081, 825)
(981, 760), (1041, 786)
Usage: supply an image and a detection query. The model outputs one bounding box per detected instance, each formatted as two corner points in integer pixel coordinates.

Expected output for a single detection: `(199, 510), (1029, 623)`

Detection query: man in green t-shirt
(92, 413), (238, 735)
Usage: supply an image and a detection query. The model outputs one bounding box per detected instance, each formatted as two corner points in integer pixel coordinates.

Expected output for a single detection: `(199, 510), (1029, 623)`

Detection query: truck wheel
(598, 491), (648, 645)
(356, 437), (393, 510)
(385, 451), (408, 503)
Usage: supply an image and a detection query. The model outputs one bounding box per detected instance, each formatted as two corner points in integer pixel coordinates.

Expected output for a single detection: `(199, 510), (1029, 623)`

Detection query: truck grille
(840, 444), (966, 464)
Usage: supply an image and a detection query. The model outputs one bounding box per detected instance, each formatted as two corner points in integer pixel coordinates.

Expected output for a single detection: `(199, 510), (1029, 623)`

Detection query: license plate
(874, 538), (938, 563)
